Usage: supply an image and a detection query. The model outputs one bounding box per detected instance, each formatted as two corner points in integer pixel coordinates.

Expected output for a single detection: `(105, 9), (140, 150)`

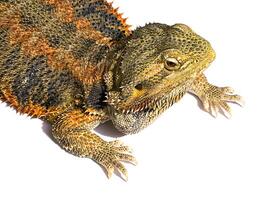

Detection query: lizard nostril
(134, 84), (143, 90)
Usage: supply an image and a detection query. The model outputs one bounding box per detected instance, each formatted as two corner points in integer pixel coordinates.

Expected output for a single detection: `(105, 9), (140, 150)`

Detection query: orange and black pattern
(0, 0), (130, 118)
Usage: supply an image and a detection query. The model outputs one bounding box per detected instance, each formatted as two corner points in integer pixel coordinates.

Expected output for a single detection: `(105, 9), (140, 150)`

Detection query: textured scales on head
(105, 23), (216, 114)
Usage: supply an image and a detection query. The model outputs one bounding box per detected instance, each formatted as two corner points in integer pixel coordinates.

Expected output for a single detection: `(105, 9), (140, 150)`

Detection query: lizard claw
(201, 86), (243, 118)
(96, 140), (137, 181)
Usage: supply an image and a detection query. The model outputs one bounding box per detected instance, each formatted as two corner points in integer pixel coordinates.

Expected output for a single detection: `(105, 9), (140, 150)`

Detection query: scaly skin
(0, 0), (242, 180)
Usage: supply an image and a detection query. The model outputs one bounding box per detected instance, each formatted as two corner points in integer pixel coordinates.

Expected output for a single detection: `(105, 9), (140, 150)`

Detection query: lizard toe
(96, 140), (136, 181)
(200, 86), (243, 118)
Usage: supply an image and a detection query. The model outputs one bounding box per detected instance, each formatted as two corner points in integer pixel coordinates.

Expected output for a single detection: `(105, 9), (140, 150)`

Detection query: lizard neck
(81, 39), (128, 111)
(103, 40), (129, 92)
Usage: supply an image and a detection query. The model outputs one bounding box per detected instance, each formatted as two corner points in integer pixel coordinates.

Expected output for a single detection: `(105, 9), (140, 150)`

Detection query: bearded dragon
(0, 0), (242, 180)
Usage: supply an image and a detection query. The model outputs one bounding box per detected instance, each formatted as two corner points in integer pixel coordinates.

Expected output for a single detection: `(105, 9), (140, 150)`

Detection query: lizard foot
(95, 140), (137, 181)
(200, 86), (244, 118)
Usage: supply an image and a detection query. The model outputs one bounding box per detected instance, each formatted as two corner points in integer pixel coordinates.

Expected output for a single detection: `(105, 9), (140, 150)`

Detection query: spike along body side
(0, 0), (242, 180)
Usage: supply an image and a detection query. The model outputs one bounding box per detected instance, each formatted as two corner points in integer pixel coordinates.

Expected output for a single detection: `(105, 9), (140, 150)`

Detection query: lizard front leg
(51, 109), (137, 180)
(189, 73), (243, 118)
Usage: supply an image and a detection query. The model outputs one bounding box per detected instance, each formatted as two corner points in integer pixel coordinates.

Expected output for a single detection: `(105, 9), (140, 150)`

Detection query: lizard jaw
(107, 86), (185, 114)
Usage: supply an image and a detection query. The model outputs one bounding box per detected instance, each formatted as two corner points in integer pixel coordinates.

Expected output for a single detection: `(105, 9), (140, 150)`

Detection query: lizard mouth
(108, 86), (185, 114)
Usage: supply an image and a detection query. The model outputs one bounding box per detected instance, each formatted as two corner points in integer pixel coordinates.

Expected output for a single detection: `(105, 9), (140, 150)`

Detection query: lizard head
(105, 23), (216, 116)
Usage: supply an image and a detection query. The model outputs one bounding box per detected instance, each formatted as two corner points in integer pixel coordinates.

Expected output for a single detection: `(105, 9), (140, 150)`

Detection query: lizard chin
(106, 86), (187, 135)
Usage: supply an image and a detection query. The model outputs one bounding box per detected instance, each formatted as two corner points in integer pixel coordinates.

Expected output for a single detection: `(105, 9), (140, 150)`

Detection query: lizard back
(0, 0), (130, 118)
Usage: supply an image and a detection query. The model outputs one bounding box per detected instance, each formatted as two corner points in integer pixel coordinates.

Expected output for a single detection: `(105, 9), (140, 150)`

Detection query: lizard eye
(164, 57), (181, 71)
(134, 83), (143, 90)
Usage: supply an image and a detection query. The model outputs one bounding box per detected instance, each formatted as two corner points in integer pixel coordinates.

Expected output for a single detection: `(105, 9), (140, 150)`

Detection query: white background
(0, 0), (266, 199)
